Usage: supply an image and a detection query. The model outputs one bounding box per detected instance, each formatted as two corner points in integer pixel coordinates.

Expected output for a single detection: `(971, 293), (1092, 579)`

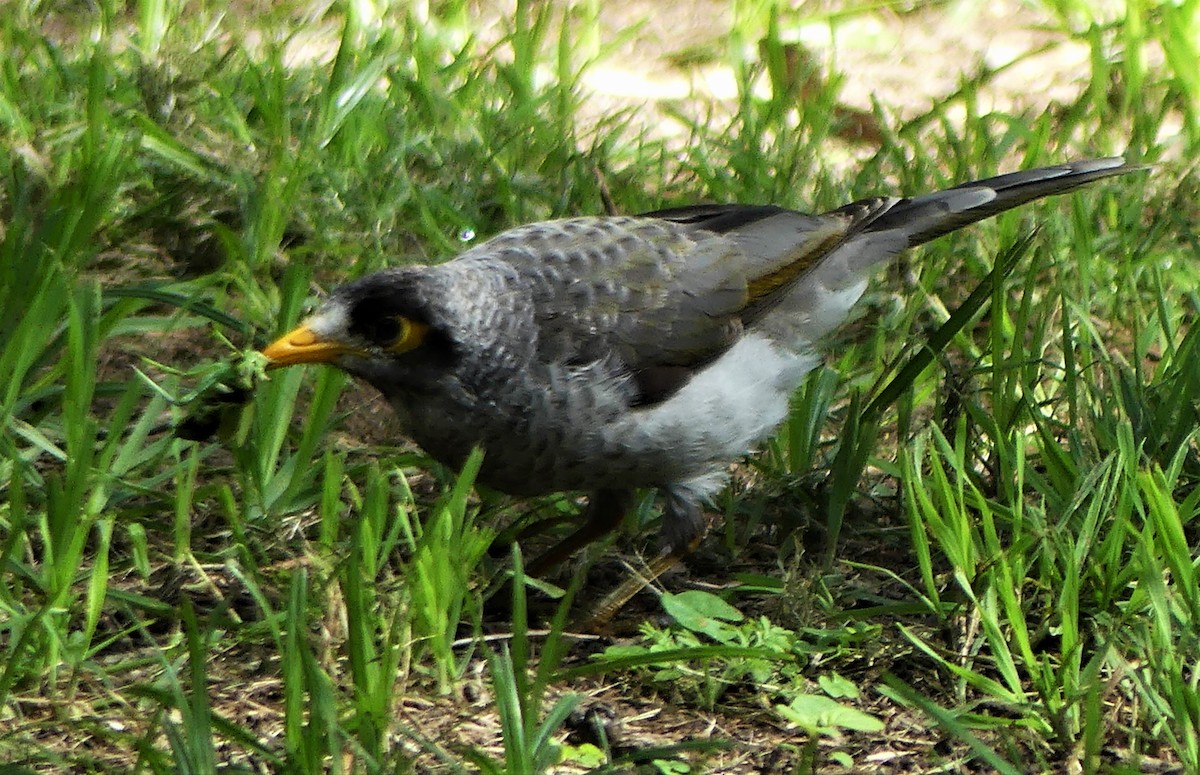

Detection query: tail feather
(858, 156), (1138, 249)
(758, 156), (1142, 347)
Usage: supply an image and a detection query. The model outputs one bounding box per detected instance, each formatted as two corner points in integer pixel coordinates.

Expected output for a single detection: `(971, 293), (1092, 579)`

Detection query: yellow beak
(261, 324), (356, 367)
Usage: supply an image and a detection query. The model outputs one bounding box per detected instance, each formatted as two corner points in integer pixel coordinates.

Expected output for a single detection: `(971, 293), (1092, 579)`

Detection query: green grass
(1, 0), (1197, 772)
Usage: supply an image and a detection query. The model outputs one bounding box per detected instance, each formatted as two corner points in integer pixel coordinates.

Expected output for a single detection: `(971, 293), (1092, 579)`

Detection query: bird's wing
(465, 207), (867, 402)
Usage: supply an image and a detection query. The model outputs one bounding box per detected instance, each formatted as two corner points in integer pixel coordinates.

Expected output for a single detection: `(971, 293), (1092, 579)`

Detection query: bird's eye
(348, 295), (431, 354)
(363, 315), (402, 345)
(357, 313), (430, 355)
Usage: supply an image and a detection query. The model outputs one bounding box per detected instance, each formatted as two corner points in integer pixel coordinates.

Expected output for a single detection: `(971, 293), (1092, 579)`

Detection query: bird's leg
(577, 488), (710, 630)
(526, 488), (634, 576)
(485, 489), (631, 621)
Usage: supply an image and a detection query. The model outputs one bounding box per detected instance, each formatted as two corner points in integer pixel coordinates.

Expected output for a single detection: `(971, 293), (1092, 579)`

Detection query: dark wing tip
(639, 204), (792, 234)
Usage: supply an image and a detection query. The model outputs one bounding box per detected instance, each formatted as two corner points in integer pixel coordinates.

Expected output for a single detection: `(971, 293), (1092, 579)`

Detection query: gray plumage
(264, 158), (1138, 563)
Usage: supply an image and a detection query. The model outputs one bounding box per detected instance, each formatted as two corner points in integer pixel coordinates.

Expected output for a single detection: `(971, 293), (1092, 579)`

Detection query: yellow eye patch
(385, 316), (430, 354)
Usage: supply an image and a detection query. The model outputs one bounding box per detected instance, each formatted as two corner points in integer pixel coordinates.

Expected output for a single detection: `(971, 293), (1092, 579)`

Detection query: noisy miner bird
(262, 158), (1137, 621)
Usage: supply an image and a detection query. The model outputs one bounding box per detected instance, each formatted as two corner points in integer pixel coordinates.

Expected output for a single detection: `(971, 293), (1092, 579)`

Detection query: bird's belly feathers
(399, 334), (818, 496)
(621, 334), (818, 473)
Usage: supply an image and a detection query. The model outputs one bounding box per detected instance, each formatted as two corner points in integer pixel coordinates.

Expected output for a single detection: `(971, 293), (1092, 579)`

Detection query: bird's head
(261, 269), (457, 395)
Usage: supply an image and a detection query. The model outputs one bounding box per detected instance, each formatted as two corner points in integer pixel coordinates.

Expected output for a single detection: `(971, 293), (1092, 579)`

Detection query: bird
(261, 157), (1138, 620)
